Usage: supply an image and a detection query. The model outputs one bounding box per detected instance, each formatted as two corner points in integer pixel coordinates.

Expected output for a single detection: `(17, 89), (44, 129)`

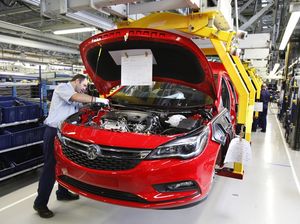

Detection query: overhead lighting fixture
(279, 11), (300, 50)
(66, 11), (116, 31)
(53, 27), (96, 35)
(270, 63), (280, 76)
(22, 0), (40, 6)
(0, 34), (79, 54)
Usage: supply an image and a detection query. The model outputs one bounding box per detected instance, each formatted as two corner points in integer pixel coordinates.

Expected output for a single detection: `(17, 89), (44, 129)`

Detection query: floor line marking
(268, 163), (291, 168)
(0, 192), (37, 212)
(275, 116), (300, 195)
(0, 182), (58, 212)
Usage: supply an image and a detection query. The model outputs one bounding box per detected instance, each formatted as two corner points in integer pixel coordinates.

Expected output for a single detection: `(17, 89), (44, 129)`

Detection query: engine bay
(65, 104), (213, 136)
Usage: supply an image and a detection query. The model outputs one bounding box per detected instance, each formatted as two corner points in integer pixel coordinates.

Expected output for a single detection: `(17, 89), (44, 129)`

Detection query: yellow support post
(247, 68), (262, 118)
(232, 56), (256, 142)
(233, 162), (244, 175)
(248, 68), (262, 100)
(210, 39), (249, 124)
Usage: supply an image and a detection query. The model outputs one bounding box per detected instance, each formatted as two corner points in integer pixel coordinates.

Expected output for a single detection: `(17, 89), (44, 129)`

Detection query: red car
(55, 28), (238, 209)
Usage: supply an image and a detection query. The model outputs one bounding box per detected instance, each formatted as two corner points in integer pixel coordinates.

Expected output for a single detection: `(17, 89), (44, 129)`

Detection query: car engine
(99, 110), (162, 134)
(66, 106), (212, 135)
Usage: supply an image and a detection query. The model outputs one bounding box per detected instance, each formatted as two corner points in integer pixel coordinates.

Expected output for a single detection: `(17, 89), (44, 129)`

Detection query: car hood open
(80, 28), (216, 99)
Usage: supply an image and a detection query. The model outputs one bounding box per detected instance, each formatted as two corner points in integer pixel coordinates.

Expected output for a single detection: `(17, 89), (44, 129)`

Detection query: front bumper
(55, 138), (218, 208)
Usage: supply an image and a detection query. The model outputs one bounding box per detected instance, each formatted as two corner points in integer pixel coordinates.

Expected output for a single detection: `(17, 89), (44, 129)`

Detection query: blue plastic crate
(23, 101), (40, 120)
(0, 155), (15, 178)
(7, 124), (45, 147)
(0, 101), (17, 123)
(0, 100), (40, 123)
(27, 124), (45, 143)
(0, 129), (12, 150)
(0, 96), (18, 101)
(16, 101), (40, 121)
(8, 145), (43, 172)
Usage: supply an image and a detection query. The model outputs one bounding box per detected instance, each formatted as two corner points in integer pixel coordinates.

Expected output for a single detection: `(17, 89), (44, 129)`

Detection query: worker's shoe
(33, 204), (54, 218)
(56, 191), (79, 201)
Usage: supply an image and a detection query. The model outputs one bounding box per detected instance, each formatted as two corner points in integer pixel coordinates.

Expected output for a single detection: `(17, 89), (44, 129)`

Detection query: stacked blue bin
(6, 123), (45, 147)
(0, 155), (15, 178)
(0, 97), (40, 124)
(0, 129), (12, 150)
(0, 129), (14, 178)
(7, 145), (44, 173)
(0, 96), (44, 179)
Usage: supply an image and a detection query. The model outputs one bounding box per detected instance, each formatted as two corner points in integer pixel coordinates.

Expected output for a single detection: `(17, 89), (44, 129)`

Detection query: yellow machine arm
(117, 11), (259, 178)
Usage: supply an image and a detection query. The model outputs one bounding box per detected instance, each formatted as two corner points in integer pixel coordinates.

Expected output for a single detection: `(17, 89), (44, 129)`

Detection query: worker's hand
(95, 97), (109, 105)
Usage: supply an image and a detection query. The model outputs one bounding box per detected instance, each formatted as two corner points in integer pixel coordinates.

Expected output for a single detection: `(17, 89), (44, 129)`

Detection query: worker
(258, 83), (271, 132)
(33, 74), (108, 218)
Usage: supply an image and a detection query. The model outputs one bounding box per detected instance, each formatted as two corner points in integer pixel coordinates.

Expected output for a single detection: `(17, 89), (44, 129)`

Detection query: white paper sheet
(109, 49), (157, 65)
(254, 102), (263, 112)
(224, 137), (252, 165)
(121, 52), (153, 86)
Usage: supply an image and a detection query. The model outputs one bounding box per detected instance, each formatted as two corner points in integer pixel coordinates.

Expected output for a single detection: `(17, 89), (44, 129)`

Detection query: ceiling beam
(0, 34), (79, 54)
(0, 20), (80, 45)
(19, 17), (47, 26)
(238, 0), (256, 14)
(40, 23), (86, 32)
(0, 7), (32, 17)
(91, 0), (138, 8)
(238, 14), (249, 24)
(240, 1), (274, 30)
(65, 11), (115, 30)
(128, 0), (198, 15)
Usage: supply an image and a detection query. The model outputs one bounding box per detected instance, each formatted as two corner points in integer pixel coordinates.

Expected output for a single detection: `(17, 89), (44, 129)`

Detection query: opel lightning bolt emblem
(86, 144), (100, 160)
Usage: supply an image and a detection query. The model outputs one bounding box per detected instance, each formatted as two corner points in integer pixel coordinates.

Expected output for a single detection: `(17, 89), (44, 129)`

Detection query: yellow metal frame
(232, 56), (256, 142)
(244, 65), (262, 118)
(210, 40), (249, 124)
(246, 66), (262, 100)
(118, 12), (235, 46)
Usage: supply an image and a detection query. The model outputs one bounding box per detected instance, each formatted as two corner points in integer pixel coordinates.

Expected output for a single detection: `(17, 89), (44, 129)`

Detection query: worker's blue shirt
(44, 82), (81, 128)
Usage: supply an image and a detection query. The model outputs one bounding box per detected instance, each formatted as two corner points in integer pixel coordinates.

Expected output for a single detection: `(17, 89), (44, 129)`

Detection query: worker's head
(71, 74), (88, 93)
(262, 83), (267, 89)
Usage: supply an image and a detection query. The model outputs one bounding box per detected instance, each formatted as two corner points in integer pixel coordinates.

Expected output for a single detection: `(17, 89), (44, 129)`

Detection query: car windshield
(110, 82), (213, 109)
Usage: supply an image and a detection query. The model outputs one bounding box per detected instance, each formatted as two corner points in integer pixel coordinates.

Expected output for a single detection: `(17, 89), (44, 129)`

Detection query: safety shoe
(56, 191), (79, 201)
(33, 204), (54, 218)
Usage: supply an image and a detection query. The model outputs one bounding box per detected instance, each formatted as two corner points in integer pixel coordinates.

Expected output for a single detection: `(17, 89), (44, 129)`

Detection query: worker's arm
(70, 93), (94, 103)
(70, 93), (109, 104)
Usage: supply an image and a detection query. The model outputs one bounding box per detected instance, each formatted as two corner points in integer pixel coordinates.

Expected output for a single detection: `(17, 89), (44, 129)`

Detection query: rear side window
(221, 79), (230, 110)
(228, 80), (237, 104)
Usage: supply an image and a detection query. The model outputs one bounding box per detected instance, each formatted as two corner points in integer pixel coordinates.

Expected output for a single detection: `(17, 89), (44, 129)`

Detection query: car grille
(58, 175), (148, 203)
(60, 136), (151, 171)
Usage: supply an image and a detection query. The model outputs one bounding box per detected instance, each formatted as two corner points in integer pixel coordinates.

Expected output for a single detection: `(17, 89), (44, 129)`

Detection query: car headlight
(57, 121), (65, 145)
(147, 127), (209, 159)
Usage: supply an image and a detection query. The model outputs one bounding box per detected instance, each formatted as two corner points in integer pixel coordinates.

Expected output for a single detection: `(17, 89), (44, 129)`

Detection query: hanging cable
(234, 0), (239, 33)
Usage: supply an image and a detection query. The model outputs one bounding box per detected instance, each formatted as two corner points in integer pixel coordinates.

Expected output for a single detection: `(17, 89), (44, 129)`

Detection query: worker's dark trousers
(34, 126), (68, 207)
(259, 109), (268, 131)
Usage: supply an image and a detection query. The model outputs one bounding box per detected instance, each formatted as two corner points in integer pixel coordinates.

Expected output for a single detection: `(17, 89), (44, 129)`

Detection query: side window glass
(228, 80), (237, 104)
(221, 79), (230, 110)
